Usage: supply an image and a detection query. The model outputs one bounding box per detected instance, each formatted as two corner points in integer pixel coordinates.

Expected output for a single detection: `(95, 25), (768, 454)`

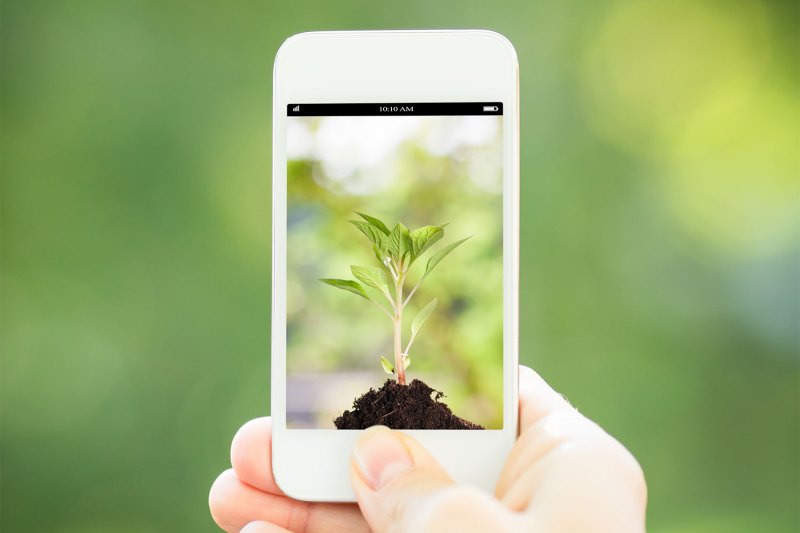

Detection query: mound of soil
(334, 378), (484, 430)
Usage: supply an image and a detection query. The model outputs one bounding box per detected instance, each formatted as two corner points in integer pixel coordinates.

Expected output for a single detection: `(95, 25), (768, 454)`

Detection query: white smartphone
(271, 30), (519, 502)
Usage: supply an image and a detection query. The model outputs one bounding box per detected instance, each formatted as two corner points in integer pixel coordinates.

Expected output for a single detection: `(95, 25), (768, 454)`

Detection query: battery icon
(483, 105), (499, 112)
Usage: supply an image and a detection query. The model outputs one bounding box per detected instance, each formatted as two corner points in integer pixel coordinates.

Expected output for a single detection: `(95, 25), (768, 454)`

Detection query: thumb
(350, 426), (515, 533)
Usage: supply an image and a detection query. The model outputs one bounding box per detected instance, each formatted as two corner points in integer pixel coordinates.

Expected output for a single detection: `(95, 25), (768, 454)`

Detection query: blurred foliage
(285, 116), (503, 428)
(1, 0), (797, 531)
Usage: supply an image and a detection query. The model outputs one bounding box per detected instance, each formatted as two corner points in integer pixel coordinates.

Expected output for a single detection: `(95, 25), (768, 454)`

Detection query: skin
(209, 365), (647, 532)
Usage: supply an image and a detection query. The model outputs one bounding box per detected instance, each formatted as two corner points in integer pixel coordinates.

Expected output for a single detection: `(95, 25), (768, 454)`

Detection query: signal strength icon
(292, 105), (300, 112)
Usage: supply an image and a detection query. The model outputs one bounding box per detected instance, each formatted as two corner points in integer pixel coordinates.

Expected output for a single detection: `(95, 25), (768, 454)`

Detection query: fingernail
(353, 427), (413, 491)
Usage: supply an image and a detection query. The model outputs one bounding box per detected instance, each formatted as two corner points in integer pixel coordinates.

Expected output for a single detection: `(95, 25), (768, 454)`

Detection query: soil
(334, 378), (484, 430)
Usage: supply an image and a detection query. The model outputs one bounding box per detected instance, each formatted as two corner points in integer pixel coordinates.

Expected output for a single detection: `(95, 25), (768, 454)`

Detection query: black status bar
(287, 102), (503, 116)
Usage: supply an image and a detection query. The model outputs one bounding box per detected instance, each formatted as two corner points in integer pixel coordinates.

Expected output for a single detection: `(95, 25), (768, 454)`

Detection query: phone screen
(285, 103), (503, 430)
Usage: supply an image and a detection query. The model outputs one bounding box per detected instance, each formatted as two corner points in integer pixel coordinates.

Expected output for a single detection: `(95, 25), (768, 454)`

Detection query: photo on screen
(285, 104), (503, 429)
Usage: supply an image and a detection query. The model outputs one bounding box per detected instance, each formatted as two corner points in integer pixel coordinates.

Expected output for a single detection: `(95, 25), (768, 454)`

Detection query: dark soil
(334, 378), (484, 430)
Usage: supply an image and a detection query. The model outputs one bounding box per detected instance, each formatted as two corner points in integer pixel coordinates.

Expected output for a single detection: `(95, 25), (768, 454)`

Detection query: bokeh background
(285, 115), (503, 428)
(1, 1), (797, 531)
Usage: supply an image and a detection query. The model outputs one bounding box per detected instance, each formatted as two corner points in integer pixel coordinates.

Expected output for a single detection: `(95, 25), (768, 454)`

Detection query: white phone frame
(271, 30), (519, 502)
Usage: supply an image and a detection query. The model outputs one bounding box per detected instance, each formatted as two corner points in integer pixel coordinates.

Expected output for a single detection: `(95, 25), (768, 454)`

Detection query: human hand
(209, 365), (647, 532)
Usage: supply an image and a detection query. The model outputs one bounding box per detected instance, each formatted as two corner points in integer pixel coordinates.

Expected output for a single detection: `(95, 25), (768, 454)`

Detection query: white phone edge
(271, 29), (519, 502)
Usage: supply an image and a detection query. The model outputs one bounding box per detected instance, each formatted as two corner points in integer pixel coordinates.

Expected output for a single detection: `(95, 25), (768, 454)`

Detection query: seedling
(320, 212), (470, 385)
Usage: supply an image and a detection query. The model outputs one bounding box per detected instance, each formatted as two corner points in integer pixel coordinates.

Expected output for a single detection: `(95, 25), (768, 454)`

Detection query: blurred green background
(1, 0), (797, 531)
(286, 115), (503, 428)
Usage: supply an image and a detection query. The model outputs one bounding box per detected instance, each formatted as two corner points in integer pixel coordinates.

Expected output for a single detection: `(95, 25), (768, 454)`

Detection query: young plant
(320, 212), (471, 385)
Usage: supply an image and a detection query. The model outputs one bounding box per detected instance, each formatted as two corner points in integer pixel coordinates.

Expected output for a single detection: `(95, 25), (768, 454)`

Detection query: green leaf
(380, 356), (395, 374)
(403, 356), (411, 369)
(355, 212), (391, 235)
(388, 223), (412, 262)
(351, 265), (389, 291)
(424, 236), (472, 278)
(382, 268), (392, 287)
(373, 243), (393, 272)
(319, 278), (370, 301)
(410, 225), (444, 259)
(350, 220), (386, 248)
(411, 298), (438, 338)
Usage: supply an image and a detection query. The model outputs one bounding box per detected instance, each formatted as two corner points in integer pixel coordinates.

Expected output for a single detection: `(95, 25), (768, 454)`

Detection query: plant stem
(379, 286), (395, 309)
(403, 274), (426, 307)
(394, 270), (406, 385)
(370, 298), (394, 320)
(386, 260), (398, 281)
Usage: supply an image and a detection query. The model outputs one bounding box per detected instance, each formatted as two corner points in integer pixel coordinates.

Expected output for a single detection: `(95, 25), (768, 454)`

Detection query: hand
(209, 366), (647, 532)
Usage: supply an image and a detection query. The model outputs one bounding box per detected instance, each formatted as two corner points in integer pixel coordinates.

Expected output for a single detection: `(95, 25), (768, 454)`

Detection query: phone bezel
(271, 30), (519, 502)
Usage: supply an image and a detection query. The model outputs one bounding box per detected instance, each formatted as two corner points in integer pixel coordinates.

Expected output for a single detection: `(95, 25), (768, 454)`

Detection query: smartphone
(271, 30), (519, 502)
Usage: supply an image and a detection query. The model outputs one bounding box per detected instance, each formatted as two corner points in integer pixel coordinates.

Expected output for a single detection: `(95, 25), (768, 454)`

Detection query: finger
(209, 468), (368, 533)
(513, 435), (647, 532)
(351, 426), (519, 532)
(517, 365), (575, 432)
(495, 367), (647, 531)
(231, 417), (282, 494)
(241, 521), (292, 533)
(496, 366), (586, 498)
(496, 408), (607, 505)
